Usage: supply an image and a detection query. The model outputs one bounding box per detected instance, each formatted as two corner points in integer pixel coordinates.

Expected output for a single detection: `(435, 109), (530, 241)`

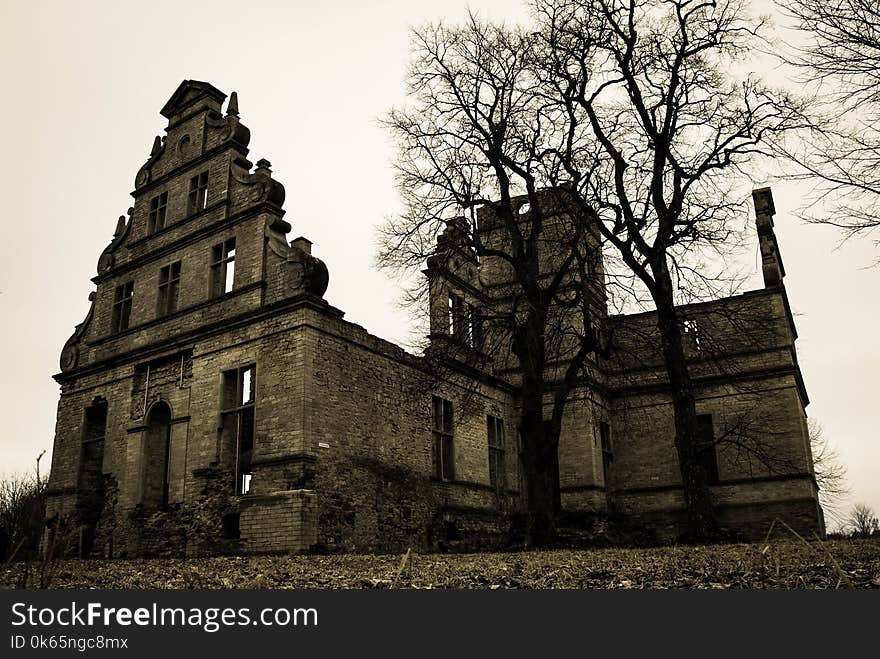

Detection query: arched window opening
(142, 401), (172, 507)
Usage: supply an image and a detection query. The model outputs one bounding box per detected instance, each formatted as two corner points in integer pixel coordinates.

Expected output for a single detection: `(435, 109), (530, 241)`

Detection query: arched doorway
(142, 401), (172, 507)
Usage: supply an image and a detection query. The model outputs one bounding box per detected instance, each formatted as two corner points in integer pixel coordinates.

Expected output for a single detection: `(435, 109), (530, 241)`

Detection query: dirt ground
(3, 538), (878, 589)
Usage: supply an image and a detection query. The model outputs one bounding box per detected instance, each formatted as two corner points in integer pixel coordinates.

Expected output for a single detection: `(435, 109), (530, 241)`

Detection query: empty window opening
(516, 429), (524, 494)
(448, 293), (461, 338)
(157, 261), (181, 317)
(683, 319), (701, 351)
(242, 366), (253, 402)
(448, 293), (480, 348)
(696, 414), (720, 485)
(487, 415), (505, 490)
(79, 526), (96, 559)
(432, 396), (454, 481)
(211, 238), (236, 297)
(82, 399), (108, 444)
(469, 303), (482, 349)
(221, 365), (256, 495)
(77, 399), (107, 556)
(222, 511), (241, 540)
(111, 281), (134, 334)
(599, 421), (613, 484)
(142, 401), (172, 507)
(148, 192), (168, 234)
(188, 170), (209, 214)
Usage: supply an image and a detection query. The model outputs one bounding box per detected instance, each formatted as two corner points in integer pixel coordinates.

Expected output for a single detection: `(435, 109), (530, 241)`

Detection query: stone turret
(753, 187), (785, 288)
(423, 217), (481, 343)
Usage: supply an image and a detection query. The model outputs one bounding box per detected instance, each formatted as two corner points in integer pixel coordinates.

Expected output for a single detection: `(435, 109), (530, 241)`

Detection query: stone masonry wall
(301, 311), (522, 553)
(601, 288), (822, 539)
(240, 490), (317, 554)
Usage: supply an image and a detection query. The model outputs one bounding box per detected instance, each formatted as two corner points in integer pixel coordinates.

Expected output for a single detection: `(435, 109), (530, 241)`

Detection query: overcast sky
(0, 0), (876, 527)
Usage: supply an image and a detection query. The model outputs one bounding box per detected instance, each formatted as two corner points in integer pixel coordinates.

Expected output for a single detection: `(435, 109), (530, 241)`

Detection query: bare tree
(780, 0), (880, 249)
(529, 0), (811, 539)
(381, 0), (810, 542)
(807, 419), (849, 527)
(380, 17), (606, 545)
(847, 502), (879, 538)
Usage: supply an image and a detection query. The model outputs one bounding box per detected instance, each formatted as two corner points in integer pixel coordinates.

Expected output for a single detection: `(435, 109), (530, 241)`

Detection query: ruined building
(45, 81), (824, 557)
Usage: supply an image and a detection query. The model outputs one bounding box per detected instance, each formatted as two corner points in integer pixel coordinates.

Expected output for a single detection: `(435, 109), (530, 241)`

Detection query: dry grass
(2, 538), (878, 589)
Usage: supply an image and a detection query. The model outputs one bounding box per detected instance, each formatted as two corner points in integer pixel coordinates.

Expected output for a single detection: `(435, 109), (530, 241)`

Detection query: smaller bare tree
(847, 503), (879, 538)
(0, 470), (47, 562)
(807, 419), (849, 527)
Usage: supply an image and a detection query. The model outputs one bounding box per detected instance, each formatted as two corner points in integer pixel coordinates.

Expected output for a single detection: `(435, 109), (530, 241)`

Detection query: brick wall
(240, 490), (317, 554)
(600, 287), (822, 539)
(300, 310), (521, 553)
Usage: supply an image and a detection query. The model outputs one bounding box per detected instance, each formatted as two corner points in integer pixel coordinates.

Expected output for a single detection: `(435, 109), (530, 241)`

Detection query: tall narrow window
(487, 415), (505, 490)
(683, 319), (702, 351)
(148, 192), (168, 234)
(187, 170), (209, 214)
(599, 421), (613, 483)
(143, 401), (172, 507)
(211, 237), (236, 297)
(77, 399), (107, 556)
(111, 281), (134, 333)
(157, 261), (181, 317)
(431, 396), (454, 481)
(221, 365), (256, 495)
(448, 293), (463, 340)
(448, 293), (479, 348)
(516, 430), (524, 494)
(696, 414), (720, 484)
(469, 303), (482, 350)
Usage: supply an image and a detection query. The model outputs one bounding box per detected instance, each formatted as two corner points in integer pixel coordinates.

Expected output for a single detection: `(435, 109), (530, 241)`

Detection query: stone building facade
(45, 81), (823, 557)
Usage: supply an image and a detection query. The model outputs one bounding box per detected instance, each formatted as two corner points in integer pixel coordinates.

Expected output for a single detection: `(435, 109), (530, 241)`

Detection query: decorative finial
(255, 158), (272, 177)
(114, 215), (126, 238)
(150, 135), (162, 156)
(227, 91), (239, 117)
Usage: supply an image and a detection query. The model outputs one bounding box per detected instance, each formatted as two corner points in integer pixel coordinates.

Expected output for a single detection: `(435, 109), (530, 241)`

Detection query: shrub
(0, 472), (47, 562)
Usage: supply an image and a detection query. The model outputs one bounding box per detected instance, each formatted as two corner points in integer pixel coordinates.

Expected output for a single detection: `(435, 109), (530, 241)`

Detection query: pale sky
(0, 0), (877, 528)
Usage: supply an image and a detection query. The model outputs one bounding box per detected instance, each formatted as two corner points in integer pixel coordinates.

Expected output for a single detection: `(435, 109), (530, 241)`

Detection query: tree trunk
(519, 395), (561, 547)
(513, 311), (560, 546)
(650, 258), (719, 541)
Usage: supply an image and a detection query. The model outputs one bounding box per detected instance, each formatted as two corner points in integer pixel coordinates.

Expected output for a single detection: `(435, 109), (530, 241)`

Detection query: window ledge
(430, 476), (497, 492)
